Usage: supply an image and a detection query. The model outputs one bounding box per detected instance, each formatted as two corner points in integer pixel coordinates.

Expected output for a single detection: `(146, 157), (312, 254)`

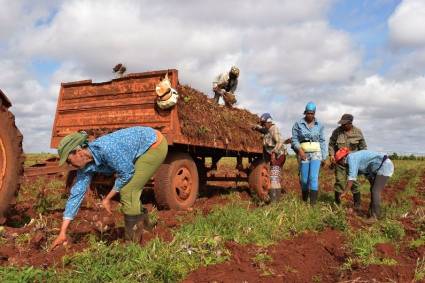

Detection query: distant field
(24, 153), (57, 167)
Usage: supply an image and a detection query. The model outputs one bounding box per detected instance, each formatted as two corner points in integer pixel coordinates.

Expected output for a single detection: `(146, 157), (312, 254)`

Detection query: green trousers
(334, 163), (359, 194)
(120, 138), (168, 215)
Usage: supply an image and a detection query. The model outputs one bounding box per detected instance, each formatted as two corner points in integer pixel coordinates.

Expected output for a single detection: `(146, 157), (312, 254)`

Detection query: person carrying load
(253, 113), (288, 202)
(335, 148), (394, 223)
(50, 126), (168, 249)
(212, 66), (239, 107)
(291, 102), (327, 205)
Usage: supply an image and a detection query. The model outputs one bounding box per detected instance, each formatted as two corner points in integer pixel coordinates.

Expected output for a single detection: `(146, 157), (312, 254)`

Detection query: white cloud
(0, 1), (58, 41)
(388, 0), (425, 48)
(331, 74), (425, 151)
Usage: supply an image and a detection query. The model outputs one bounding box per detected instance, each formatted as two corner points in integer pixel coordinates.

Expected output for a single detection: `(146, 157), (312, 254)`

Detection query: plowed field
(0, 157), (424, 283)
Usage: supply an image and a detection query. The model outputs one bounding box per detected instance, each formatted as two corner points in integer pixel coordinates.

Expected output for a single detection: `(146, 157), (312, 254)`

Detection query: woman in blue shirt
(50, 126), (168, 249)
(335, 148), (394, 222)
(291, 102), (327, 205)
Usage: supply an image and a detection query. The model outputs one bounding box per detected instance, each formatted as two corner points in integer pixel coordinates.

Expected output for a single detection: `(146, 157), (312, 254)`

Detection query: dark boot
(353, 192), (361, 212)
(301, 190), (309, 202)
(142, 208), (154, 232)
(310, 190), (318, 206)
(269, 189), (281, 202)
(124, 214), (144, 243)
(334, 191), (341, 205)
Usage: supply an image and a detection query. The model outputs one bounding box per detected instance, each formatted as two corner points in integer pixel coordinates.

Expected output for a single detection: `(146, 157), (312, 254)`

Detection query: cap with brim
(58, 132), (88, 166)
(338, 114), (354, 125)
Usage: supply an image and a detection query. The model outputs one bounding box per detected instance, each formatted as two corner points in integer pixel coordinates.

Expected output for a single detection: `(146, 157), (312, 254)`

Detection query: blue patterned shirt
(347, 150), (392, 181)
(63, 127), (157, 220)
(291, 118), (327, 160)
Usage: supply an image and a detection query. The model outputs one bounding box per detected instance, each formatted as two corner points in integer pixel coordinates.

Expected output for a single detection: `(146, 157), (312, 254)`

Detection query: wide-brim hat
(58, 131), (88, 166)
(338, 113), (354, 125)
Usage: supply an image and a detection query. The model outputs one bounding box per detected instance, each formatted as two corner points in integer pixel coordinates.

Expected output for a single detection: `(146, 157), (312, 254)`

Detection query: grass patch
(24, 153), (57, 167)
(345, 219), (404, 267)
(0, 266), (57, 282)
(19, 176), (66, 214)
(414, 257), (425, 282)
(410, 234), (425, 249)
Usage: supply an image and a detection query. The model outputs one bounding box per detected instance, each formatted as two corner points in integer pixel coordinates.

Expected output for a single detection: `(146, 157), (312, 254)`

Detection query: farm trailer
(50, 69), (270, 210)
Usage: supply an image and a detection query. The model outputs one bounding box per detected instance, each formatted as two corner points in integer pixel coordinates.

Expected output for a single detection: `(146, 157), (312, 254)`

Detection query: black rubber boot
(124, 214), (144, 243)
(353, 192), (361, 212)
(310, 190), (318, 206)
(269, 189), (281, 202)
(334, 191), (341, 205)
(141, 208), (154, 232)
(301, 190), (309, 202)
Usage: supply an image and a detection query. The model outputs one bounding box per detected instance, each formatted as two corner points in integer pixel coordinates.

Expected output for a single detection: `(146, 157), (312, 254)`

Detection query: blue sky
(329, 0), (401, 74)
(1, 0), (425, 154)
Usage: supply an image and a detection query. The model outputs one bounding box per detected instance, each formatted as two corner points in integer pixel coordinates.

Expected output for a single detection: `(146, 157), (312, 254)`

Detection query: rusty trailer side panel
(51, 69), (262, 154)
(51, 70), (180, 148)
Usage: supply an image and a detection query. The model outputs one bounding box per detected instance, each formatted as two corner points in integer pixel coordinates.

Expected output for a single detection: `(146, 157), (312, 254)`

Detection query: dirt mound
(184, 229), (347, 283)
(177, 85), (262, 150)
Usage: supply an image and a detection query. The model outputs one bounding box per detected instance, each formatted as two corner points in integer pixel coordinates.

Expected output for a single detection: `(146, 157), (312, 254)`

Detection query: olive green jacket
(328, 126), (367, 157)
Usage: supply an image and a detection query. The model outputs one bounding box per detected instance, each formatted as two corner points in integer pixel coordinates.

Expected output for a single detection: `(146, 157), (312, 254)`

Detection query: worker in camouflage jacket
(328, 114), (367, 210)
(212, 66), (239, 107)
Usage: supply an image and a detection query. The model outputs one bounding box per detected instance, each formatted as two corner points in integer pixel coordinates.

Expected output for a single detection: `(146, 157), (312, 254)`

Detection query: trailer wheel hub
(259, 166), (270, 198)
(173, 167), (193, 201)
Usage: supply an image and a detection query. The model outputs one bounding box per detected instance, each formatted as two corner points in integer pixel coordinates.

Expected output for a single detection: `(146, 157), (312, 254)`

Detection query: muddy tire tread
(0, 105), (24, 223)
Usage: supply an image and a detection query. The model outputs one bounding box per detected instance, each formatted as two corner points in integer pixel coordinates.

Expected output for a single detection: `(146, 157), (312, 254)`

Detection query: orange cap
(335, 147), (350, 162)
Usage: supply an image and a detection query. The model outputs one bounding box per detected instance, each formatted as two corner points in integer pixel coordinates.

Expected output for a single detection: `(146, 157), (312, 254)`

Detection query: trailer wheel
(248, 159), (270, 201)
(154, 153), (199, 210)
(0, 106), (24, 224)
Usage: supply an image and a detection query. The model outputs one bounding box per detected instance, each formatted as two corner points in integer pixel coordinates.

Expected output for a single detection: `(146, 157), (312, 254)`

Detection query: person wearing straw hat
(50, 126), (168, 249)
(334, 148), (394, 222)
(291, 102), (327, 205)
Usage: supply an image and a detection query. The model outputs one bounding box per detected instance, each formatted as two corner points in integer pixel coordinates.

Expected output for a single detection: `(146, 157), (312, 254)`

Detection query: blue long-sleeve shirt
(347, 150), (392, 181)
(291, 118), (327, 159)
(63, 127), (157, 220)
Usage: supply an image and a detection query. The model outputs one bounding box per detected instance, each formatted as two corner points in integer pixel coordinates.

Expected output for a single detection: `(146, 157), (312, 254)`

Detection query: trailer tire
(154, 153), (199, 210)
(0, 106), (24, 224)
(248, 159), (270, 201)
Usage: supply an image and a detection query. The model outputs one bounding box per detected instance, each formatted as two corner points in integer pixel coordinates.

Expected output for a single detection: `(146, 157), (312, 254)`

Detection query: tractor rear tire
(248, 159), (270, 201)
(0, 106), (24, 224)
(154, 152), (199, 210)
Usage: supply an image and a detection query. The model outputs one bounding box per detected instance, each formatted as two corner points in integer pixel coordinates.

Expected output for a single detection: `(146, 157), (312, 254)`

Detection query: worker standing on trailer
(212, 66), (239, 107)
(50, 126), (168, 249)
(328, 114), (367, 210)
(334, 148), (394, 223)
(253, 113), (287, 202)
(291, 102), (327, 205)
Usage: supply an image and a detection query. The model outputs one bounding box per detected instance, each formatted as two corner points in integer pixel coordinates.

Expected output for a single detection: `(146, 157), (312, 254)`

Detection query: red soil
(184, 229), (348, 283)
